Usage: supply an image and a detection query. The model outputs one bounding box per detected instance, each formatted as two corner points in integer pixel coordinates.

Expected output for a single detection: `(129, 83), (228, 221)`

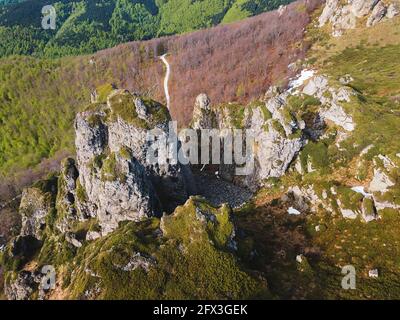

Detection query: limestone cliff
(73, 89), (195, 234)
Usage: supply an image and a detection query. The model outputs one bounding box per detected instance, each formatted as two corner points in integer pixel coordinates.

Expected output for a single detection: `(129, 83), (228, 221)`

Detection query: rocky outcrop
(191, 92), (307, 191)
(369, 168), (395, 193)
(367, 1), (388, 26)
(240, 98), (306, 190)
(190, 72), (357, 190)
(4, 268), (53, 300)
(351, 0), (378, 17)
(19, 178), (57, 240)
(387, 2), (400, 18)
(283, 184), (375, 222)
(114, 252), (156, 273)
(368, 155), (400, 211)
(4, 271), (37, 300)
(303, 75), (355, 131)
(319, 0), (399, 36)
(55, 158), (93, 233)
(75, 89), (195, 234)
(361, 197), (378, 222)
(191, 94), (216, 129)
(282, 184), (381, 223)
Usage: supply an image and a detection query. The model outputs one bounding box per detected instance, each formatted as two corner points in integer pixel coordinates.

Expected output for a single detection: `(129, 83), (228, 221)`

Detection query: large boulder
(240, 100), (305, 190)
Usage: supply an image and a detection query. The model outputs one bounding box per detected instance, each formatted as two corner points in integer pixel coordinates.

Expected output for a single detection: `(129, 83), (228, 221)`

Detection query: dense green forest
(0, 0), (293, 58)
(0, 0), (24, 5)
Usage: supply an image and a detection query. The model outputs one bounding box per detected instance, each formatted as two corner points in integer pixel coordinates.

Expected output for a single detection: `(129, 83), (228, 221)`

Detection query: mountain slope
(0, 0), (294, 58)
(0, 0), (321, 196)
(1, 0), (400, 300)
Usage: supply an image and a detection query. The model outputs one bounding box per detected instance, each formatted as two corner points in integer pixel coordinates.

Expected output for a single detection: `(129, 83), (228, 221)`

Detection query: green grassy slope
(236, 15), (400, 299)
(0, 194), (268, 299)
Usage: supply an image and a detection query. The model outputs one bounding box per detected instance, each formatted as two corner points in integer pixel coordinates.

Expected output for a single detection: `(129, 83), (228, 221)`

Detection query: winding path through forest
(160, 54), (171, 110)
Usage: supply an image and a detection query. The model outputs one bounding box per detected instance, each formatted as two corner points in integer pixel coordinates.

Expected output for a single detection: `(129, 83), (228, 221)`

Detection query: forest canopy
(0, 0), (293, 58)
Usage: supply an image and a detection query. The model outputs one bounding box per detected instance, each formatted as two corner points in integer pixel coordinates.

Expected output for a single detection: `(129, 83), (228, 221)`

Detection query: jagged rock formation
(319, 0), (399, 36)
(191, 92), (308, 191)
(6, 88), (197, 240)
(282, 153), (400, 222)
(190, 70), (358, 191)
(4, 271), (37, 301)
(369, 155), (400, 211)
(61, 196), (266, 300)
(55, 158), (93, 234)
(74, 89), (195, 234)
(191, 93), (216, 130)
(241, 94), (306, 189)
(303, 75), (355, 131)
(19, 178), (57, 240)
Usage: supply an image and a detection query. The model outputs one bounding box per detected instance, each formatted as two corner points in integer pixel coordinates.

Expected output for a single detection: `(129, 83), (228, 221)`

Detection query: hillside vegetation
(242, 9), (400, 299)
(1, 0), (400, 300)
(0, 0), (320, 197)
(0, 0), (293, 58)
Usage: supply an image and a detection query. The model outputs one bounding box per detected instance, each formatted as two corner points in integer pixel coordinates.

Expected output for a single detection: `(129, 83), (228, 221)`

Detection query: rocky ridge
(319, 0), (399, 36)
(1, 0), (400, 300)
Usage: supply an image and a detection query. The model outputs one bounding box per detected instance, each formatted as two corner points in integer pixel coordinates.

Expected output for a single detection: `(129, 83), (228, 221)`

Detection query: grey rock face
(86, 231), (101, 241)
(191, 93), (216, 130)
(55, 158), (81, 233)
(75, 90), (194, 234)
(351, 0), (378, 17)
(5, 271), (37, 300)
(319, 0), (340, 26)
(190, 81), (344, 190)
(19, 186), (54, 240)
(367, 155), (400, 211)
(134, 97), (148, 120)
(361, 197), (378, 222)
(5, 268), (53, 301)
(332, 5), (358, 37)
(242, 103), (305, 190)
(320, 104), (355, 132)
(115, 252), (156, 272)
(319, 0), (398, 36)
(387, 2), (400, 18)
(369, 168), (395, 193)
(194, 90), (307, 190)
(367, 1), (388, 26)
(339, 206), (359, 219)
(303, 75), (355, 131)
